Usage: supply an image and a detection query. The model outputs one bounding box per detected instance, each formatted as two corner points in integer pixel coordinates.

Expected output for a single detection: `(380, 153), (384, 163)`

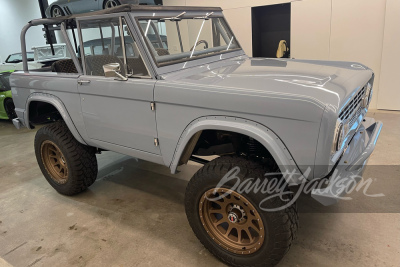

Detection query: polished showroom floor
(0, 110), (399, 267)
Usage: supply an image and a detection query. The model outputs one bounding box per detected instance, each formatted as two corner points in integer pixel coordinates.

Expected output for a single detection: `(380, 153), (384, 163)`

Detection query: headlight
(332, 120), (344, 153)
(336, 123), (346, 150)
(362, 82), (373, 108)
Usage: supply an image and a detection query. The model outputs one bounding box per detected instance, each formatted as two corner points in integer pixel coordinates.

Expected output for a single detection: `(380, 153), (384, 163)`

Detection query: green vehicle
(0, 71), (17, 120)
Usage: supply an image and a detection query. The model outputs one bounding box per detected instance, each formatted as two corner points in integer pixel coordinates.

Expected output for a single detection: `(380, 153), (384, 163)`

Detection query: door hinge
(150, 102), (156, 111)
(154, 138), (159, 147)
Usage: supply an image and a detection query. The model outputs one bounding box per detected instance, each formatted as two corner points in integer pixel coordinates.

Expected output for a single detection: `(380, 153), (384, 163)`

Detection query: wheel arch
(2, 97), (13, 117)
(25, 93), (87, 145)
(3, 96), (13, 106)
(169, 116), (304, 184)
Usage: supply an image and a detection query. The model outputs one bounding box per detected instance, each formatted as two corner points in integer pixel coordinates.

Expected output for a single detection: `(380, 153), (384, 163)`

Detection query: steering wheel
(190, 40), (209, 51)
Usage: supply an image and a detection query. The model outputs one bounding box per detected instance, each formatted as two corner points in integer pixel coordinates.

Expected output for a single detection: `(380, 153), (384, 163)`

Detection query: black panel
(252, 3), (291, 58)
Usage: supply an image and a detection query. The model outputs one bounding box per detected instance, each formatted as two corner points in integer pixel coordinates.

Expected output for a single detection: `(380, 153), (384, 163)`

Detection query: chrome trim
(339, 85), (367, 122)
(332, 81), (371, 160)
(312, 118), (383, 206)
(346, 121), (383, 171)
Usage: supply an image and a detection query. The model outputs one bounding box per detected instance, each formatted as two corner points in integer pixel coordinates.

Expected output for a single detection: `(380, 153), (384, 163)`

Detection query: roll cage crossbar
(20, 18), (80, 72)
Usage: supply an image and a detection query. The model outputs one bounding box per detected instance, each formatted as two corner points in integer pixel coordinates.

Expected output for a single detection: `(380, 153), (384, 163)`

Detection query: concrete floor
(0, 110), (399, 267)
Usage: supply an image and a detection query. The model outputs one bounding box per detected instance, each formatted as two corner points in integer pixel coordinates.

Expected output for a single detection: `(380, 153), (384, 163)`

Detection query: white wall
(292, 0), (399, 110)
(377, 0), (400, 110)
(0, 0), (48, 63)
(329, 0), (386, 110)
(291, 0), (331, 60)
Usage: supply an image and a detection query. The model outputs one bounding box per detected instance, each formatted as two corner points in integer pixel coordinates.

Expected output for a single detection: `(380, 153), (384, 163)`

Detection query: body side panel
(155, 78), (325, 178)
(10, 72), (164, 164)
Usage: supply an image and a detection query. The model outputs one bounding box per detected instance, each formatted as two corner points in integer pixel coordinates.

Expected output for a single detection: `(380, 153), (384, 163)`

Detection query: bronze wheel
(185, 156), (298, 267)
(199, 188), (265, 255)
(35, 121), (98, 195)
(41, 140), (68, 184)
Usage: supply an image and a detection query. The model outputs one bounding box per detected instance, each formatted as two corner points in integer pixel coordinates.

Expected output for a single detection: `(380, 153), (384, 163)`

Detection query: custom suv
(11, 5), (382, 266)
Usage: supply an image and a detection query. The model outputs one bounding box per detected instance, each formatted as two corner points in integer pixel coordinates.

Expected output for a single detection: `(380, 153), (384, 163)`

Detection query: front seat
(85, 55), (124, 76)
(51, 59), (80, 73)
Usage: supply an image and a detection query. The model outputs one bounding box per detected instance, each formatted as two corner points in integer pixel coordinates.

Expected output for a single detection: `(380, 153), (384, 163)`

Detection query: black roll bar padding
(44, 24), (55, 56)
(68, 20), (79, 53)
(176, 21), (184, 53)
(99, 24), (105, 50)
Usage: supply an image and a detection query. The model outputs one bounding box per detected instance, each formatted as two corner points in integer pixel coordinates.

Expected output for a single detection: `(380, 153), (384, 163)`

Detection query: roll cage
(19, 4), (243, 77)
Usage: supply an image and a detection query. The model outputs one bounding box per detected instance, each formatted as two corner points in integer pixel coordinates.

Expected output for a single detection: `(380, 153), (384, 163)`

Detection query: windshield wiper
(193, 12), (214, 20)
(160, 11), (186, 22)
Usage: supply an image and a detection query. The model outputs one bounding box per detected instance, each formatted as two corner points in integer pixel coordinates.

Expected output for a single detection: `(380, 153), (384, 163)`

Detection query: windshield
(137, 16), (240, 66)
(6, 52), (34, 63)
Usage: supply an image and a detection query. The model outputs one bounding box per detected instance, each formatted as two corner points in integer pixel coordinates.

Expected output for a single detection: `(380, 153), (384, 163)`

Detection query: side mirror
(103, 63), (128, 81)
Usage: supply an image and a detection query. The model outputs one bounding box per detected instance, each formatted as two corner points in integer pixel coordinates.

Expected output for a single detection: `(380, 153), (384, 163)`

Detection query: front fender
(25, 92), (87, 145)
(170, 116), (304, 185)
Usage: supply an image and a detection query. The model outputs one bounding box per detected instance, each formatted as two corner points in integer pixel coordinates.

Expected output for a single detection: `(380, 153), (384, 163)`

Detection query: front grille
(339, 86), (366, 122)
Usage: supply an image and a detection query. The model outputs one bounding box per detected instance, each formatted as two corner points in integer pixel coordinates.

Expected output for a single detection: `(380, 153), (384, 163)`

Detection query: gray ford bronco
(11, 5), (382, 266)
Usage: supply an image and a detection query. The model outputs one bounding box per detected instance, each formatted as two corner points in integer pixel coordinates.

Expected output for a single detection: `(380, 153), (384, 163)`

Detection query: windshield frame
(134, 15), (242, 68)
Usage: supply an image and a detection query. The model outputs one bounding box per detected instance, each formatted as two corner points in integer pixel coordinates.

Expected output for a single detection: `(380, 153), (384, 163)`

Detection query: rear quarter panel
(10, 72), (89, 143)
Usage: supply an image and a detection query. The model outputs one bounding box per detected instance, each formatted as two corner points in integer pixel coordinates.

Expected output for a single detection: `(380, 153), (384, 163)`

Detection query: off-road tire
(34, 121), (98, 195)
(4, 98), (17, 120)
(185, 155), (298, 267)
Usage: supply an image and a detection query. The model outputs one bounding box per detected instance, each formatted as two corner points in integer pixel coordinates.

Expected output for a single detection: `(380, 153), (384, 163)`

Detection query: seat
(155, 48), (170, 56)
(51, 59), (80, 73)
(127, 57), (148, 76)
(85, 55), (124, 76)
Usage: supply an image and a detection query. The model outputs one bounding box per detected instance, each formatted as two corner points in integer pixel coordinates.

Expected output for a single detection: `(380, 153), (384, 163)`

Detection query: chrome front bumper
(311, 117), (383, 206)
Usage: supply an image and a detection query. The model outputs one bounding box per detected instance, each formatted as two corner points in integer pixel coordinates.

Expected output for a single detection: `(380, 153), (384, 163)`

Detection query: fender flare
(170, 116), (304, 185)
(25, 93), (87, 145)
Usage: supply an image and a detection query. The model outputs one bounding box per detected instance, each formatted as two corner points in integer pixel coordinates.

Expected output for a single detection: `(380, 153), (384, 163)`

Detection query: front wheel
(35, 121), (98, 195)
(51, 6), (65, 17)
(185, 156), (298, 267)
(103, 0), (121, 9)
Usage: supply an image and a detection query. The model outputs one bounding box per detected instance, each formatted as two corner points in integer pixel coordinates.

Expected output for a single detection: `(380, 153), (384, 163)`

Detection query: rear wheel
(103, 0), (121, 9)
(35, 121), (98, 195)
(4, 98), (17, 121)
(51, 6), (65, 17)
(185, 156), (298, 267)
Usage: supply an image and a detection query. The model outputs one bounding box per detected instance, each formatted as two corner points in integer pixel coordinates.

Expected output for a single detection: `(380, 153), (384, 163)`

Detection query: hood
(162, 56), (373, 114)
